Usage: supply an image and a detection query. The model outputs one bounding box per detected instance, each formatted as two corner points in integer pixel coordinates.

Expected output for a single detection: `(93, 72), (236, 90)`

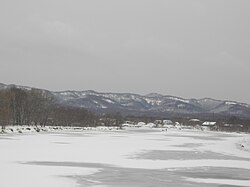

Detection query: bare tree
(0, 90), (12, 130)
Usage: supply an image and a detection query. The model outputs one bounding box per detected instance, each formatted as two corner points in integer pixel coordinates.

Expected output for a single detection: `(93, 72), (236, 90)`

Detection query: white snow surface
(186, 178), (250, 187)
(225, 101), (237, 105)
(202, 121), (216, 126)
(0, 126), (250, 186)
(167, 96), (190, 103)
(144, 98), (162, 105)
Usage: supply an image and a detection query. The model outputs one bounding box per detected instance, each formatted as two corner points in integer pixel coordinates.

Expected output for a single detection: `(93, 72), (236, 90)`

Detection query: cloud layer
(1, 0), (250, 103)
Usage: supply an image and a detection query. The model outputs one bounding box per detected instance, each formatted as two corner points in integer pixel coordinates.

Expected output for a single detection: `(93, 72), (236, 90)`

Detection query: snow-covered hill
(1, 83), (250, 118)
(54, 90), (250, 118)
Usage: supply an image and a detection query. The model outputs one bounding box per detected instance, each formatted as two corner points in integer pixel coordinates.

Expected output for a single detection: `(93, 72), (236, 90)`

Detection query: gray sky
(1, 0), (250, 103)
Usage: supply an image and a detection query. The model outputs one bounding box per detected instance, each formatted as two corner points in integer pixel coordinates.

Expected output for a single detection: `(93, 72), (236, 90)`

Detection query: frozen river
(1, 128), (250, 187)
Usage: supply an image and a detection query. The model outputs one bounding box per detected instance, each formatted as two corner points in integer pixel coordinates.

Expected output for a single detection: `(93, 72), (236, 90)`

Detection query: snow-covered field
(1, 127), (250, 187)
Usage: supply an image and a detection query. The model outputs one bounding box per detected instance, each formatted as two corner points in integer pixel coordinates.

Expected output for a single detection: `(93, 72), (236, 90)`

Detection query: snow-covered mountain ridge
(1, 83), (250, 118)
(53, 90), (250, 118)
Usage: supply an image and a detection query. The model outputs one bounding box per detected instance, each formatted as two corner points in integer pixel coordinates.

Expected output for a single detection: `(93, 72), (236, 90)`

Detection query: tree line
(0, 87), (120, 129)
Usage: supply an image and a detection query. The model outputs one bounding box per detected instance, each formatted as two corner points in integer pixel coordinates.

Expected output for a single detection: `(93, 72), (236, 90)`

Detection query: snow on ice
(0, 125), (250, 187)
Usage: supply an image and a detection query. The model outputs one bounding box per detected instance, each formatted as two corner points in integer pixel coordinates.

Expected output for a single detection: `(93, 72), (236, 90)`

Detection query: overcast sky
(0, 0), (250, 103)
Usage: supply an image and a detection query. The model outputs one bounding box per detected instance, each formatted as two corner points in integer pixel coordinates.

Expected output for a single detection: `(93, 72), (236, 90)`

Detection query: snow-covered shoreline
(2, 125), (250, 152)
(0, 125), (122, 134)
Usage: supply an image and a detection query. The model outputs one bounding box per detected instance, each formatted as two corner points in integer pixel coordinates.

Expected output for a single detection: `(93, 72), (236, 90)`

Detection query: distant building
(201, 121), (217, 130)
(189, 119), (201, 122)
(163, 120), (173, 125)
(202, 121), (216, 126)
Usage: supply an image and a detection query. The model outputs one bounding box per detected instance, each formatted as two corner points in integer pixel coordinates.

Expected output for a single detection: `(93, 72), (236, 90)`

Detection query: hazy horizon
(1, 0), (250, 103)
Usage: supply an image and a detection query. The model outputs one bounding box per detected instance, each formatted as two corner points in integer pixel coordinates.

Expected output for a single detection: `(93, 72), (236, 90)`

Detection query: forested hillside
(0, 87), (98, 128)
